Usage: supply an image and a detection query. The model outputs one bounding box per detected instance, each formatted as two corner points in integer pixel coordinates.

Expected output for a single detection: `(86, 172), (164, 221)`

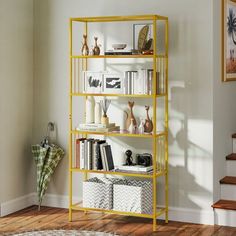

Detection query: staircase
(212, 134), (236, 226)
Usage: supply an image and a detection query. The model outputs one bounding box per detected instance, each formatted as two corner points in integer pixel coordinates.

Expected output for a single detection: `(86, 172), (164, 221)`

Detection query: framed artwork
(103, 73), (123, 94)
(133, 23), (153, 52)
(222, 0), (236, 81)
(83, 71), (103, 93)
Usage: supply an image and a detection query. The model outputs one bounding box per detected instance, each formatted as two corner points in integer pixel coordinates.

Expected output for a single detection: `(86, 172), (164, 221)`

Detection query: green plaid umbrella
(32, 144), (64, 210)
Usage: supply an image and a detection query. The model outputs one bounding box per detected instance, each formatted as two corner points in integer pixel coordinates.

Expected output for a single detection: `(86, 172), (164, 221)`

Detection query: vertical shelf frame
(69, 18), (73, 222)
(152, 17), (158, 231)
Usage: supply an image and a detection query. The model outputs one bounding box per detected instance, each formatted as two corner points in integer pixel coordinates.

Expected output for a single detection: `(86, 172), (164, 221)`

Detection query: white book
(100, 143), (108, 171)
(84, 140), (88, 169)
(92, 141), (98, 170)
(116, 165), (153, 172)
(87, 139), (93, 170)
(80, 140), (85, 169)
(79, 123), (115, 129)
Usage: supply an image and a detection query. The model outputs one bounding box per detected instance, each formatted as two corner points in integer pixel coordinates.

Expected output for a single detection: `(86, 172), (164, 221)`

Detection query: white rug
(5, 230), (119, 236)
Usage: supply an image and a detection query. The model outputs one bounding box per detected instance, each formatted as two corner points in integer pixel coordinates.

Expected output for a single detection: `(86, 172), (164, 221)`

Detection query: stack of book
(124, 69), (164, 95)
(77, 123), (120, 133)
(74, 138), (114, 171)
(115, 165), (153, 173)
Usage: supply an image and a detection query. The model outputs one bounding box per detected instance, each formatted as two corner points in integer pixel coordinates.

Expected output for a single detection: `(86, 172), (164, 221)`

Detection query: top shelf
(70, 15), (168, 23)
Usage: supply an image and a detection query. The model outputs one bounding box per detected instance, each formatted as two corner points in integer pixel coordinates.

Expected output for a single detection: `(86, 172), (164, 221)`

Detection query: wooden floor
(0, 206), (236, 235)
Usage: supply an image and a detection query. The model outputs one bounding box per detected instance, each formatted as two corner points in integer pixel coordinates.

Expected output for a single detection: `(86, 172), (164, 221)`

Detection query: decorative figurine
(125, 101), (137, 130)
(138, 118), (145, 134)
(81, 34), (89, 56)
(125, 150), (134, 166)
(92, 37), (100, 55)
(128, 118), (136, 134)
(100, 98), (111, 126)
(144, 105), (153, 133)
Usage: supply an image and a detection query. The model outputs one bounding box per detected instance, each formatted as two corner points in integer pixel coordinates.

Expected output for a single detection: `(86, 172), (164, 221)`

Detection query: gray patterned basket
(83, 177), (122, 210)
(113, 179), (152, 214)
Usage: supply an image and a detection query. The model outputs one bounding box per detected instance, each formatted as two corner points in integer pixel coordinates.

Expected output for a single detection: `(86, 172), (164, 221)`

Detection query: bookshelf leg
(165, 209), (168, 223)
(153, 217), (157, 231)
(69, 208), (72, 222)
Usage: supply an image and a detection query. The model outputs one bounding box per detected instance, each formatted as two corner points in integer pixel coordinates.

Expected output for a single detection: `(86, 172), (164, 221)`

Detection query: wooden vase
(126, 101), (137, 130)
(92, 37), (100, 55)
(144, 106), (153, 133)
(81, 34), (89, 55)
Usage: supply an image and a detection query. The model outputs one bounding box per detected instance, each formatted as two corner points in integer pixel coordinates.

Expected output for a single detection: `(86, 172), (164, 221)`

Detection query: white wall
(33, 0), (214, 222)
(213, 0), (236, 202)
(0, 0), (34, 205)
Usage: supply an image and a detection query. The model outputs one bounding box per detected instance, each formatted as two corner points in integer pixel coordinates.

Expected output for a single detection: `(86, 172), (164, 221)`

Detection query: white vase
(128, 118), (136, 133)
(86, 96), (95, 123)
(138, 118), (145, 134)
(94, 102), (101, 124)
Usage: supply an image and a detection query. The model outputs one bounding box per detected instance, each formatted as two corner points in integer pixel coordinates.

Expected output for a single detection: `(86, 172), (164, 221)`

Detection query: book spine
(96, 143), (103, 170)
(92, 141), (98, 170)
(100, 144), (107, 171)
(124, 71), (128, 95)
(80, 141), (85, 169)
(87, 140), (92, 170)
(84, 140), (88, 169)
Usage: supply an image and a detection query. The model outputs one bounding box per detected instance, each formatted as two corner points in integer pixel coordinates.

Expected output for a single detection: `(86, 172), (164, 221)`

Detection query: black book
(104, 145), (114, 171)
(96, 140), (106, 170)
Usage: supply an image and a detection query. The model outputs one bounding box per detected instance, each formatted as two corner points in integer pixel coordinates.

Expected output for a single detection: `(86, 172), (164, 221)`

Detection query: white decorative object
(85, 96), (95, 124)
(128, 118), (136, 133)
(138, 118), (145, 134)
(100, 98), (111, 126)
(113, 179), (152, 214)
(94, 102), (101, 124)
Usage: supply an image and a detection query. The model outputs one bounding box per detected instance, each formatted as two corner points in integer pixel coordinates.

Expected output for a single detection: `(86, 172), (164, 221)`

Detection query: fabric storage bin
(83, 177), (122, 210)
(113, 179), (152, 214)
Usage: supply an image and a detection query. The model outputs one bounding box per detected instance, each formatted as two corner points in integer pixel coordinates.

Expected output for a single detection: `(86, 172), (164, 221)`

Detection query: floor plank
(0, 206), (236, 235)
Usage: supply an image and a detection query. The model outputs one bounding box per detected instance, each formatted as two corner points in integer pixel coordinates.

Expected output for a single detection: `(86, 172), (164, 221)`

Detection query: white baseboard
(0, 193), (36, 217)
(158, 206), (214, 225)
(0, 193), (215, 225)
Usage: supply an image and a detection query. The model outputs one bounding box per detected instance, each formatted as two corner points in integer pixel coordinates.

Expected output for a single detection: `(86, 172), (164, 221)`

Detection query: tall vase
(144, 106), (153, 133)
(92, 37), (100, 55)
(81, 34), (89, 56)
(94, 102), (101, 124)
(85, 96), (95, 123)
(126, 101), (137, 129)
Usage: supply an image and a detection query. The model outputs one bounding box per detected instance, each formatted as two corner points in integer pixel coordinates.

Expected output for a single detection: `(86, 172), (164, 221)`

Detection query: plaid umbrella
(32, 144), (64, 210)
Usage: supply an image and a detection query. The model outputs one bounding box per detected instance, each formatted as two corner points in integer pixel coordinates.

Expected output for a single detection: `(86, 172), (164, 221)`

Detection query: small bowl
(112, 44), (127, 50)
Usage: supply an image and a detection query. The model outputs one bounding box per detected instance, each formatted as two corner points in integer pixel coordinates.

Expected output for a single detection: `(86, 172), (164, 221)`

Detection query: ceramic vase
(128, 118), (136, 133)
(94, 102), (101, 124)
(85, 96), (95, 123)
(92, 37), (100, 55)
(138, 118), (145, 134)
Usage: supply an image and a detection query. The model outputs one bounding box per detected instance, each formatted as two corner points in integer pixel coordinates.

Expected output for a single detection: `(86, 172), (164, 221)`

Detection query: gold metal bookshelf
(69, 14), (169, 231)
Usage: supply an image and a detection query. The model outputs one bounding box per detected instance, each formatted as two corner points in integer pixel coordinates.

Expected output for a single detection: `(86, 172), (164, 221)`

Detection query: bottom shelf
(71, 202), (166, 219)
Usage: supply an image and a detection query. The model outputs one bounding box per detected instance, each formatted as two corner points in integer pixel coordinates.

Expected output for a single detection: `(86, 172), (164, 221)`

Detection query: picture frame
(83, 71), (103, 93)
(133, 23), (153, 52)
(103, 73), (123, 94)
(222, 0), (236, 82)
